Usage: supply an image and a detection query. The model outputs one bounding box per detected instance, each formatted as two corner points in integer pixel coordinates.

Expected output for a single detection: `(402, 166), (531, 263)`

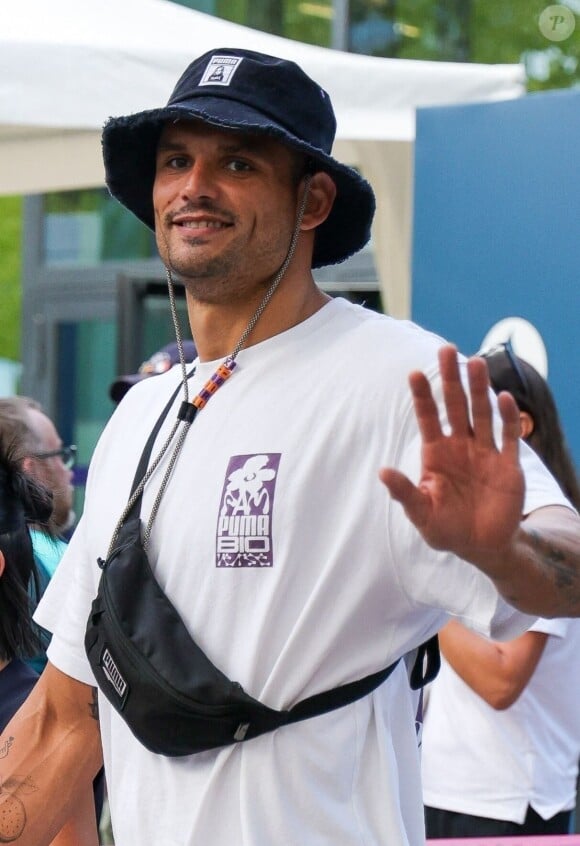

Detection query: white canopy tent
(0, 0), (525, 316)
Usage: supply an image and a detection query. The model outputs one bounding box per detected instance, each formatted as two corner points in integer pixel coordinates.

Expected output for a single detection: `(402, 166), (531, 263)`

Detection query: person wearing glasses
(422, 344), (580, 839)
(0, 438), (94, 846)
(0, 397), (76, 672)
(0, 397), (106, 833)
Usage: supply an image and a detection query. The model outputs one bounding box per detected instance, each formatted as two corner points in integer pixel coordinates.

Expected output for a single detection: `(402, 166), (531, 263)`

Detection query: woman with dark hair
(485, 344), (580, 512)
(0, 441), (52, 731)
(422, 345), (580, 838)
(0, 442), (95, 845)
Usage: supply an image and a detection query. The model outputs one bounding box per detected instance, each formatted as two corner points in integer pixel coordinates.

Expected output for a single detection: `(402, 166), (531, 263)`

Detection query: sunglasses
(33, 444), (77, 470)
(480, 341), (531, 399)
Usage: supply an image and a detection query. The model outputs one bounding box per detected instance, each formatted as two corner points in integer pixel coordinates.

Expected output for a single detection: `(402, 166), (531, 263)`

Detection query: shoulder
(321, 299), (451, 395)
(328, 298), (447, 361)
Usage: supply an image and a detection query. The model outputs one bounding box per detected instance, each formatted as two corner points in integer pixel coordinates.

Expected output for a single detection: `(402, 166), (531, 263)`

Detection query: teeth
(179, 220), (225, 229)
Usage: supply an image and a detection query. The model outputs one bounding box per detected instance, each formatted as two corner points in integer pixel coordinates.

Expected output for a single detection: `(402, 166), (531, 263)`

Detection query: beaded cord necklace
(107, 175), (312, 554)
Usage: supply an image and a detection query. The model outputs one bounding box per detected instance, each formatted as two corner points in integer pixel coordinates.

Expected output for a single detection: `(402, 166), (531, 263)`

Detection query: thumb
(379, 468), (431, 528)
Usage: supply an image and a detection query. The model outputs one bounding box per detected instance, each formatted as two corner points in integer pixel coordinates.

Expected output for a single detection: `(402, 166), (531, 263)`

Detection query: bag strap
(125, 375), (193, 519)
(281, 633), (440, 728)
(281, 659), (400, 727)
(409, 634), (440, 690)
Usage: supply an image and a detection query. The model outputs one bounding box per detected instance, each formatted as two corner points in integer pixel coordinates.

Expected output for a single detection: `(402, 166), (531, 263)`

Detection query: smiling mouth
(175, 219), (230, 231)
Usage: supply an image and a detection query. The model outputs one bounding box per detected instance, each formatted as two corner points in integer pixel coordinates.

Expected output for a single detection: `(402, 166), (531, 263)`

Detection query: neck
(186, 269), (330, 362)
(0, 657), (9, 672)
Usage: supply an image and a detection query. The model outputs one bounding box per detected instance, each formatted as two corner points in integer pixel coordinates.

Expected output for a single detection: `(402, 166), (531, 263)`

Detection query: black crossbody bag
(85, 383), (439, 757)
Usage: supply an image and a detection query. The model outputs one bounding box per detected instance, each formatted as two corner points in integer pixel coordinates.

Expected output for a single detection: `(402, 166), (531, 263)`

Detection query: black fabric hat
(102, 48), (375, 268)
(109, 341), (197, 404)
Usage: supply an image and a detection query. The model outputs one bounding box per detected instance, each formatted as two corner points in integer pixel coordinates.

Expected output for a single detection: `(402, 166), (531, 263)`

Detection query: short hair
(0, 396), (45, 462)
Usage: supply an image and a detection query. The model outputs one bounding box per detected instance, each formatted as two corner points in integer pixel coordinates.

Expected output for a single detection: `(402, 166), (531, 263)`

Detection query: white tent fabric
(0, 0), (525, 315)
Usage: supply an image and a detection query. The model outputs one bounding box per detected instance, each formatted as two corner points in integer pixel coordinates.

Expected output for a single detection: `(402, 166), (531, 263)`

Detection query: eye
(156, 153), (190, 172)
(226, 159), (253, 173)
(166, 155), (190, 170)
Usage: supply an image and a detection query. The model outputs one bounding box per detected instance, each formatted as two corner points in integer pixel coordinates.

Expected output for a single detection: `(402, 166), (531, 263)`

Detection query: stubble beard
(162, 234), (290, 307)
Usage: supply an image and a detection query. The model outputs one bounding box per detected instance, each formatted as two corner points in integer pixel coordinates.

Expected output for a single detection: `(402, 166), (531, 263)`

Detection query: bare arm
(0, 662), (102, 846)
(489, 505), (580, 617)
(439, 619), (548, 710)
(48, 788), (98, 846)
(380, 346), (580, 618)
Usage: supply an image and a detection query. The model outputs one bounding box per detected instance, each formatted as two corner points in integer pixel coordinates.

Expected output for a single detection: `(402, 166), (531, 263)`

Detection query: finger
(379, 468), (431, 528)
(408, 370), (444, 444)
(438, 345), (471, 437)
(467, 356), (495, 447)
(497, 391), (521, 461)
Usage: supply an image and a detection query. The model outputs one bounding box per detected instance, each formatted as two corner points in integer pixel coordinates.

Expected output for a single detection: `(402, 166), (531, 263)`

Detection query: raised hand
(379, 345), (525, 571)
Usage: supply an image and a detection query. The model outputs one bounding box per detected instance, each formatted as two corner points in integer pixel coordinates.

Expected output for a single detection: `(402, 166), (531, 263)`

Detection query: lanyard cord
(106, 176), (312, 557)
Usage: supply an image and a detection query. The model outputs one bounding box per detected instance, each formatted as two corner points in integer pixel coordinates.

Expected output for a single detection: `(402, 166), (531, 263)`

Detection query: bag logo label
(199, 55), (244, 87)
(102, 647), (128, 700)
(216, 453), (281, 568)
(234, 722), (250, 741)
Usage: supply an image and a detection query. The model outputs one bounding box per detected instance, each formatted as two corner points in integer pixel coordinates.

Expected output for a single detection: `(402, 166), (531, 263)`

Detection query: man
(1, 48), (579, 846)
(0, 397), (75, 538)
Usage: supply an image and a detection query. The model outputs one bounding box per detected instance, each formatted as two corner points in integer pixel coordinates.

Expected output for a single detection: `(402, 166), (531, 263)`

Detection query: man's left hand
(379, 345), (524, 572)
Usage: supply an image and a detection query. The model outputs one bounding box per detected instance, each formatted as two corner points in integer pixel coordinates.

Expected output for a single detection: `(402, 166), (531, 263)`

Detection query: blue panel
(412, 89), (580, 466)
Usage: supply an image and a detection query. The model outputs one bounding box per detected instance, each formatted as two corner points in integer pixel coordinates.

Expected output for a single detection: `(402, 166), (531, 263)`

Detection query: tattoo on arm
(0, 775), (37, 841)
(0, 738), (14, 760)
(530, 529), (580, 604)
(89, 688), (99, 722)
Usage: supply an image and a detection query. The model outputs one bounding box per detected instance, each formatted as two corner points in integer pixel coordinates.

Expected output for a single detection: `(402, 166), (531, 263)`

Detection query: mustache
(164, 200), (236, 226)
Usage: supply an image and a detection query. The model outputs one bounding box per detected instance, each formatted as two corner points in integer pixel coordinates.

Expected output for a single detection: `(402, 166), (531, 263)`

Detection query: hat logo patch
(199, 55), (244, 87)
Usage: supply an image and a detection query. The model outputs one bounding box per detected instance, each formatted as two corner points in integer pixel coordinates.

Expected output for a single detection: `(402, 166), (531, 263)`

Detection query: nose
(179, 158), (217, 202)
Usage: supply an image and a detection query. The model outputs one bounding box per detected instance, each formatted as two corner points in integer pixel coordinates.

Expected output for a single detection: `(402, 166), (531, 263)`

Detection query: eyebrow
(156, 135), (272, 157)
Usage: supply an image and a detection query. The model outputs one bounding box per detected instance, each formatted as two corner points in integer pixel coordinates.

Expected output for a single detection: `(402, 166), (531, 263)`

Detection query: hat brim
(102, 100), (375, 268)
(109, 374), (145, 403)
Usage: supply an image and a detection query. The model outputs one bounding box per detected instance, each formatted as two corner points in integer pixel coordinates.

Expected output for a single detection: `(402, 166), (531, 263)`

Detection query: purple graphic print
(216, 454), (281, 567)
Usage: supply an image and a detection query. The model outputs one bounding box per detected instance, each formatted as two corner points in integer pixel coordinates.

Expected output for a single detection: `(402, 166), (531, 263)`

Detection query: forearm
(439, 620), (547, 709)
(483, 506), (580, 618)
(49, 788), (99, 846)
(0, 664), (102, 845)
(439, 621), (508, 701)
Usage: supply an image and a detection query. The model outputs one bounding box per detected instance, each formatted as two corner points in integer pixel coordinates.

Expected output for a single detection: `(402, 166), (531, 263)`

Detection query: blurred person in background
(422, 343), (580, 839)
(0, 397), (75, 671)
(0, 439), (94, 845)
(109, 340), (197, 404)
(0, 439), (52, 730)
(0, 398), (106, 831)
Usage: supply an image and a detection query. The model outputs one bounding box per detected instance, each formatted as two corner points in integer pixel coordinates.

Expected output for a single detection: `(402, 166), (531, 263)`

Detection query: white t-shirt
(422, 616), (580, 823)
(36, 299), (569, 846)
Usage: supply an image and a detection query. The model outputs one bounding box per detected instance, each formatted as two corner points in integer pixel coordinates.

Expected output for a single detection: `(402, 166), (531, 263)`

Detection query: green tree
(172, 0), (579, 88)
(0, 196), (23, 362)
(378, 0), (580, 90)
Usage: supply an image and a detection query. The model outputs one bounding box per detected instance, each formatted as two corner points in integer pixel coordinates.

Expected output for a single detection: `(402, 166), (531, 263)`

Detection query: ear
(0, 550), (5, 579)
(519, 410), (535, 440)
(300, 172), (337, 232)
(21, 455), (35, 474)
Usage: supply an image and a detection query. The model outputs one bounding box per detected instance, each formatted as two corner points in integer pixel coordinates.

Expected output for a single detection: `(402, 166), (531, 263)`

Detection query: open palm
(380, 346), (525, 569)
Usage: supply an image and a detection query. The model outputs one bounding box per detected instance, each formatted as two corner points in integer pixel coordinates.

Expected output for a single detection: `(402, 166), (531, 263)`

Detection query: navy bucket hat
(102, 48), (375, 268)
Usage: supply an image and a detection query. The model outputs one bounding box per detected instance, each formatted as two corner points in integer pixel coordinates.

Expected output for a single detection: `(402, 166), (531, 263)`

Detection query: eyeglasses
(33, 444), (77, 469)
(480, 340), (531, 398)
